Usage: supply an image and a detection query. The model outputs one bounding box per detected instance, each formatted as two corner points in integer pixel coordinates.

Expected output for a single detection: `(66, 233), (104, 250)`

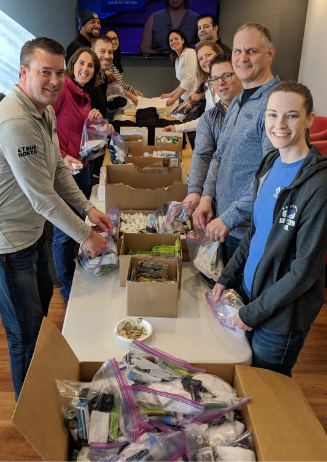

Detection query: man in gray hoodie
(193, 23), (281, 263)
(0, 37), (112, 401)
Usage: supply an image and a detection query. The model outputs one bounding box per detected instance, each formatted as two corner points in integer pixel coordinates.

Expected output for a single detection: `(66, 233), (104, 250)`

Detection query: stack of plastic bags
(55, 342), (255, 461)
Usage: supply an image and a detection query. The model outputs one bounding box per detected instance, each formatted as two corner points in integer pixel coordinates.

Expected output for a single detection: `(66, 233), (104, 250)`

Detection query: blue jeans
(52, 165), (90, 300)
(251, 326), (309, 377)
(0, 230), (53, 400)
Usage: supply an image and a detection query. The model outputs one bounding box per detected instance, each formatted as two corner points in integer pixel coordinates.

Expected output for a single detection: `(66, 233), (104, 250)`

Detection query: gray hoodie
(0, 86), (92, 253)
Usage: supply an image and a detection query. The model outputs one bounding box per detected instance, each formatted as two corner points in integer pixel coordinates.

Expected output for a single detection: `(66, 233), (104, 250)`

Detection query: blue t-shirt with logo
(244, 156), (305, 293)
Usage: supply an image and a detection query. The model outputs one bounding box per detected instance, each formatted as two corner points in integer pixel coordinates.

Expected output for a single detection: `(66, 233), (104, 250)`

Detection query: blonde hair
(196, 41), (223, 93)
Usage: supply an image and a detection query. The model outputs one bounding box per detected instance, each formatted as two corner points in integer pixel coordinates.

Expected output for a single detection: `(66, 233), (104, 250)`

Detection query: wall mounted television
(77, 0), (219, 55)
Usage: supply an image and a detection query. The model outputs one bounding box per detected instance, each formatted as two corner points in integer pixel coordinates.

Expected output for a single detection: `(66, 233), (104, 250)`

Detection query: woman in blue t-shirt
(212, 81), (327, 376)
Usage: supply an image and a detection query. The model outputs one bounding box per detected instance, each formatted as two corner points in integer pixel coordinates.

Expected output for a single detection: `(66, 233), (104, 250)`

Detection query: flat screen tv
(77, 0), (219, 54)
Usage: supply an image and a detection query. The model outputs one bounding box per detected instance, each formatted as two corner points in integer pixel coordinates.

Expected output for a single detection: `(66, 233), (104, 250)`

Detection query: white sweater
(175, 48), (198, 101)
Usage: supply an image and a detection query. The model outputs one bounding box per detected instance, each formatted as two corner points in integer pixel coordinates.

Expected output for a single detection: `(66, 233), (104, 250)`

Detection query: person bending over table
(51, 48), (109, 304)
(105, 29), (143, 105)
(163, 40), (223, 134)
(212, 82), (327, 377)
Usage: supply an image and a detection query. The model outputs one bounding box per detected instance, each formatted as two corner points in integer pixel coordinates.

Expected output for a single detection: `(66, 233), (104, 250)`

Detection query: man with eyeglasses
(198, 14), (231, 53)
(193, 22), (281, 266)
(184, 52), (243, 209)
(66, 11), (101, 65)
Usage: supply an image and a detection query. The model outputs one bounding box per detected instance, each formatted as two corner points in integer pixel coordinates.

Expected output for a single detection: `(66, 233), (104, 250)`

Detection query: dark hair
(198, 14), (217, 28)
(234, 22), (273, 52)
(65, 48), (102, 88)
(104, 28), (123, 73)
(91, 36), (112, 49)
(167, 29), (190, 62)
(20, 37), (66, 69)
(164, 0), (190, 7)
(210, 51), (232, 70)
(269, 81), (314, 147)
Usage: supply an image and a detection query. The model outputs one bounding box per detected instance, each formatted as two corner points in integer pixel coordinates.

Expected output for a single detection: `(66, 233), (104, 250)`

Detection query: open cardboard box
(12, 318), (327, 461)
(123, 134), (144, 147)
(125, 145), (181, 168)
(126, 256), (180, 317)
(105, 164), (188, 211)
(155, 129), (183, 152)
(117, 209), (155, 257)
(120, 232), (183, 288)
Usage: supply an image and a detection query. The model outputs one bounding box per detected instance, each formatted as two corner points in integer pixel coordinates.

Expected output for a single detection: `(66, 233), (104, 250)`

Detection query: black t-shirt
(66, 34), (91, 65)
(240, 86), (261, 107)
(216, 38), (232, 54)
(88, 74), (107, 117)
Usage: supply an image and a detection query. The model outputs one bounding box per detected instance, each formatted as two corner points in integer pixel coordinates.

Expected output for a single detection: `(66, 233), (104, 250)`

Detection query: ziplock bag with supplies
(78, 206), (120, 276)
(79, 118), (109, 162)
(186, 229), (205, 263)
(149, 201), (192, 234)
(109, 132), (126, 164)
(193, 237), (224, 283)
(205, 289), (245, 333)
(86, 358), (147, 445)
(170, 100), (201, 121)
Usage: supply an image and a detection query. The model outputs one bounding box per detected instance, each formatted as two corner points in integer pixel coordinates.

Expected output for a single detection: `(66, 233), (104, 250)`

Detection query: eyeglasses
(208, 72), (235, 86)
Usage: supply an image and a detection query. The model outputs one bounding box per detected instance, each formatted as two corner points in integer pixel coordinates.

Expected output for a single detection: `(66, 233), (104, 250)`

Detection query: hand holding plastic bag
(149, 201), (192, 234)
(79, 118), (109, 162)
(109, 132), (126, 164)
(170, 100), (201, 121)
(193, 237), (224, 282)
(206, 289), (245, 333)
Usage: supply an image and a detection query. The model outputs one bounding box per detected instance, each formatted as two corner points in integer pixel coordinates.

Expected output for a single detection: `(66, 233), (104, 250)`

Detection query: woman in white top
(160, 29), (198, 107)
(164, 40), (223, 133)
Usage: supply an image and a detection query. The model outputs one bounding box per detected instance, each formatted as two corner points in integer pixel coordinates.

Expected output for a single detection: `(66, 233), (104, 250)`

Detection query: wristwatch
(83, 204), (95, 216)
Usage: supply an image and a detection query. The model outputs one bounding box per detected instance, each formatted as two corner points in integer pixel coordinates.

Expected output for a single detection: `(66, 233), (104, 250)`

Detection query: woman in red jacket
(52, 47), (102, 303)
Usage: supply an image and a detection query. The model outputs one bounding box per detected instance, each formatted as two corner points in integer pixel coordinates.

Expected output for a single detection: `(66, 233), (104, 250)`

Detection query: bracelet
(83, 204), (95, 216)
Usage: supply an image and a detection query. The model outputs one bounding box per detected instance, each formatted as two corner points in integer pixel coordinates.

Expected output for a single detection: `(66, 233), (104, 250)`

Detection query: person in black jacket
(213, 81), (327, 377)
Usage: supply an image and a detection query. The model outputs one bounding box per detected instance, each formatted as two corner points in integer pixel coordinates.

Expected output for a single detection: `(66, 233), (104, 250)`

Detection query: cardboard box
(105, 164), (188, 211)
(117, 209), (155, 257)
(120, 232), (183, 287)
(123, 134), (144, 147)
(12, 318), (327, 461)
(120, 127), (148, 145)
(126, 256), (180, 317)
(125, 145), (181, 168)
(155, 129), (183, 151)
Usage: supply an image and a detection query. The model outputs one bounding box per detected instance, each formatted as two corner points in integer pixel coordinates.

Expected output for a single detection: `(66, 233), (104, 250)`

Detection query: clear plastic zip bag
(79, 118), (109, 162)
(109, 132), (126, 164)
(193, 237), (224, 282)
(170, 100), (202, 121)
(206, 289), (245, 333)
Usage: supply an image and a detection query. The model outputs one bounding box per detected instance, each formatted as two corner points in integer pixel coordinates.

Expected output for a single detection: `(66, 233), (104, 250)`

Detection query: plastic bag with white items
(77, 446), (122, 462)
(109, 132), (126, 164)
(193, 237), (224, 282)
(86, 358), (147, 445)
(98, 431), (186, 461)
(186, 229), (206, 263)
(106, 81), (124, 101)
(79, 118), (109, 162)
(121, 339), (206, 384)
(149, 201), (192, 234)
(182, 425), (256, 461)
(206, 289), (245, 333)
(79, 206), (120, 276)
(170, 100), (201, 121)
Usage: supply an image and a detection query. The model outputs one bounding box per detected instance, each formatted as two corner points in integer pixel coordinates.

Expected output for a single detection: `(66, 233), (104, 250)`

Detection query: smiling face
(19, 48), (65, 115)
(73, 51), (95, 87)
(197, 45), (216, 74)
(210, 61), (243, 106)
(169, 32), (184, 55)
(198, 17), (218, 42)
(232, 27), (274, 88)
(106, 31), (119, 51)
(93, 39), (113, 72)
(265, 91), (314, 153)
(82, 18), (101, 39)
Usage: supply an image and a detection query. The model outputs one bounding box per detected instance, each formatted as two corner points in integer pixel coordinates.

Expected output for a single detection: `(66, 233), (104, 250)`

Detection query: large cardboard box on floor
(105, 164), (188, 211)
(12, 318), (327, 461)
(126, 256), (180, 317)
(120, 232), (183, 288)
(125, 145), (181, 168)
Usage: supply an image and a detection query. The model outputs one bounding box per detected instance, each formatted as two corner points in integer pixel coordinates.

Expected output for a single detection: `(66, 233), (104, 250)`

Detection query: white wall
(298, 0), (327, 116)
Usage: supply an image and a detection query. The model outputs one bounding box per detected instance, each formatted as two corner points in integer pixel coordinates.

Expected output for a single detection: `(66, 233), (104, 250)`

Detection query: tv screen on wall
(77, 0), (219, 54)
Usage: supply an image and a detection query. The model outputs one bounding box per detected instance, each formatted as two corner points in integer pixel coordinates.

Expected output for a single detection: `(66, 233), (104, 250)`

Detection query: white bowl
(114, 317), (153, 344)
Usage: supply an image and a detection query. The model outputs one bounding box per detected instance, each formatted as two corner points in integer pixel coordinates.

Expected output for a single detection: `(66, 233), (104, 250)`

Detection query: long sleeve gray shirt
(187, 101), (226, 195)
(203, 76), (281, 240)
(0, 85), (93, 253)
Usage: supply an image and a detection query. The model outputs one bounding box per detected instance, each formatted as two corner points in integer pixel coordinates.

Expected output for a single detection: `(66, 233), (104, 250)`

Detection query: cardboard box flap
(12, 318), (81, 461)
(106, 164), (182, 189)
(234, 365), (327, 461)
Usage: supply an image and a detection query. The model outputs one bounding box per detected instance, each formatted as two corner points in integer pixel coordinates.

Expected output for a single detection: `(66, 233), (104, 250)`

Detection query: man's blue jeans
(52, 165), (90, 300)
(0, 229), (53, 400)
